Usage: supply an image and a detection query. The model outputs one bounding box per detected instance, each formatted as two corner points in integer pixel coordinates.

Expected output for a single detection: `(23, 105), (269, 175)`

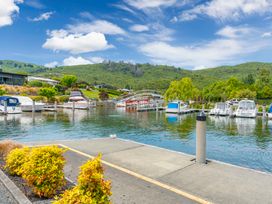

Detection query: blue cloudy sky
(1, 0), (272, 69)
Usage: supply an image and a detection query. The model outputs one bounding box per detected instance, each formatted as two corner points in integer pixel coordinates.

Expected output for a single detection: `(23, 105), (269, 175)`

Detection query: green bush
(0, 88), (6, 96)
(38, 87), (57, 101)
(22, 146), (66, 198)
(53, 154), (111, 204)
(5, 147), (30, 176)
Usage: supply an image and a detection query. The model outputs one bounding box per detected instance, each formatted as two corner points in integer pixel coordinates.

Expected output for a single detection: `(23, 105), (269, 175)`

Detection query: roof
(27, 76), (58, 83)
(0, 71), (28, 77)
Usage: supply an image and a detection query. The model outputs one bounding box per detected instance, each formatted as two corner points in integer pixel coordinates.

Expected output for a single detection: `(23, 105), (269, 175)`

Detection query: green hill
(1, 60), (272, 91)
(0, 60), (46, 74)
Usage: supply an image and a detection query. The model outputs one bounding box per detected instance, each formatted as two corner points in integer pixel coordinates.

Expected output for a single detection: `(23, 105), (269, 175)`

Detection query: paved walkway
(0, 180), (17, 204)
(30, 138), (272, 204)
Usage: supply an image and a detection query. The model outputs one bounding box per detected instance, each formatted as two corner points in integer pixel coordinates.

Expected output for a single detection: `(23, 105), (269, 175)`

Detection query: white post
(4, 100), (7, 114)
(54, 101), (57, 111)
(32, 100), (35, 113)
(88, 99), (91, 111)
(72, 101), (75, 112)
(196, 112), (207, 164)
(229, 105), (233, 117)
(263, 105), (266, 118)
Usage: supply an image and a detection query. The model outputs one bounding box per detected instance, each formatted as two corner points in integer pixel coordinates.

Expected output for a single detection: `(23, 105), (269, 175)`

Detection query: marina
(1, 108), (272, 173)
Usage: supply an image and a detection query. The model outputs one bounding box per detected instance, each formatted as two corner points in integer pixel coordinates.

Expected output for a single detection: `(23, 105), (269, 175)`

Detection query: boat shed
(0, 69), (27, 86)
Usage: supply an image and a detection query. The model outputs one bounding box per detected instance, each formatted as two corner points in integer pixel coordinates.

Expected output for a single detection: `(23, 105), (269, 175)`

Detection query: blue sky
(1, 0), (272, 69)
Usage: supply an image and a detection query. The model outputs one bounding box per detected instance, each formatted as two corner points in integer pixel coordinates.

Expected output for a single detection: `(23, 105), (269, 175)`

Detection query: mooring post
(196, 111), (207, 164)
(229, 105), (233, 117)
(72, 101), (75, 112)
(156, 101), (159, 112)
(54, 101), (57, 111)
(32, 100), (35, 113)
(4, 100), (7, 114)
(262, 105), (266, 118)
(88, 99), (91, 111)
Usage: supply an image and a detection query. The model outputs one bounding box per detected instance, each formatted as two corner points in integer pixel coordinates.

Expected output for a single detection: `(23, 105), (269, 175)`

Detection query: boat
(268, 104), (272, 119)
(63, 91), (94, 109)
(12, 96), (44, 112)
(235, 100), (257, 118)
(0, 96), (22, 114)
(165, 101), (191, 114)
(210, 102), (231, 116)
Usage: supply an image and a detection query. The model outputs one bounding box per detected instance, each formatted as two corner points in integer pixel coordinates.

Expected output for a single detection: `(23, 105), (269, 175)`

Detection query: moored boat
(210, 102), (232, 116)
(165, 101), (190, 114)
(268, 104), (272, 119)
(12, 96), (44, 112)
(0, 96), (22, 114)
(235, 100), (257, 118)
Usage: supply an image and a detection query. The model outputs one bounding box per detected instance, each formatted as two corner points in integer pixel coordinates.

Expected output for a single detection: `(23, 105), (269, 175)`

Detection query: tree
(243, 74), (255, 85)
(0, 88), (6, 96)
(257, 86), (272, 99)
(60, 75), (77, 88)
(38, 87), (57, 100)
(235, 89), (256, 99)
(164, 77), (199, 102)
(99, 91), (109, 101)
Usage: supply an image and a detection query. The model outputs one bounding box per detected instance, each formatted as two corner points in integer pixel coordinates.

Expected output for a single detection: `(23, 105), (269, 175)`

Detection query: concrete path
(29, 138), (272, 204)
(0, 180), (17, 204)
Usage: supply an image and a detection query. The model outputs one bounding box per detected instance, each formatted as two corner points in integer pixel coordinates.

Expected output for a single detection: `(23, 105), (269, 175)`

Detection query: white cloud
(179, 0), (272, 22)
(31, 12), (54, 22)
(44, 61), (58, 68)
(25, 0), (44, 9)
(45, 56), (105, 67)
(216, 26), (253, 38)
(262, 32), (272, 37)
(139, 26), (270, 68)
(125, 0), (176, 9)
(68, 20), (126, 35)
(63, 56), (92, 66)
(62, 56), (105, 66)
(43, 31), (113, 54)
(130, 24), (149, 32)
(0, 0), (23, 28)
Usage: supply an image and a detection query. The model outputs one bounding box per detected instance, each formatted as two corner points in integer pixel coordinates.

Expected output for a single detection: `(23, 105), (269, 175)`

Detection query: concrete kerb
(0, 169), (32, 204)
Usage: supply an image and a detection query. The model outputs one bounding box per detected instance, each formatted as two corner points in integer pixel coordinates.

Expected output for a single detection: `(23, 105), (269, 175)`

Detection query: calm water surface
(1, 108), (272, 173)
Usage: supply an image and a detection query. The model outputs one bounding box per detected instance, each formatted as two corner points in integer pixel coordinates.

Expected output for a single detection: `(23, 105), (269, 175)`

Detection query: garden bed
(0, 156), (74, 203)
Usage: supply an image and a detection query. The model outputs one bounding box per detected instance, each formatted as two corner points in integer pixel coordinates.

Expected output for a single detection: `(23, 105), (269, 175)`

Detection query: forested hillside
(1, 60), (272, 91)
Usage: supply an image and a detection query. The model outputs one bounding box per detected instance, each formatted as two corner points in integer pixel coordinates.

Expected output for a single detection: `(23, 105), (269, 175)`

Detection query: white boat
(63, 91), (93, 109)
(165, 101), (191, 114)
(0, 96), (22, 114)
(210, 102), (231, 116)
(116, 100), (126, 107)
(13, 96), (45, 112)
(235, 100), (257, 118)
(268, 104), (272, 119)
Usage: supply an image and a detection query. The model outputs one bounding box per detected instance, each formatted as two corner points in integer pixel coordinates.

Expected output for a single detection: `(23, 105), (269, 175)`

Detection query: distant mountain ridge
(1, 60), (272, 90)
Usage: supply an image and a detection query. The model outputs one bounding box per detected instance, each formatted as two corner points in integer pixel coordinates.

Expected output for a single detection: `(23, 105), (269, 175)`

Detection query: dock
(28, 138), (272, 204)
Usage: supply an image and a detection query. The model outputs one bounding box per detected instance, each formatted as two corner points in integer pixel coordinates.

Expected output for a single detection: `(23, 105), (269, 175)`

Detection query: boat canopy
(0, 96), (20, 107)
(167, 102), (179, 109)
(238, 100), (255, 110)
(269, 104), (272, 113)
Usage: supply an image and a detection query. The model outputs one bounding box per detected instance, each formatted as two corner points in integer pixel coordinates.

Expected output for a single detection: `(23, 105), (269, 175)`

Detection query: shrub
(54, 154), (111, 204)
(5, 147), (30, 176)
(22, 146), (66, 198)
(38, 87), (57, 101)
(0, 140), (23, 158)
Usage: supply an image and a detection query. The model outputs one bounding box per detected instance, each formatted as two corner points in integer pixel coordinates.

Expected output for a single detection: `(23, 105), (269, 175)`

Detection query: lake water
(1, 108), (272, 173)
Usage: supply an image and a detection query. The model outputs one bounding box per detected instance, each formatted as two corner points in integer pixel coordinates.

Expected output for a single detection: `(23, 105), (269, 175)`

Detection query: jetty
(28, 138), (272, 204)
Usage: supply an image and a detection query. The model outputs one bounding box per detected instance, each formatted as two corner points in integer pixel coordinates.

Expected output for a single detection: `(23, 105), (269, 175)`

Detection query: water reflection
(0, 109), (272, 172)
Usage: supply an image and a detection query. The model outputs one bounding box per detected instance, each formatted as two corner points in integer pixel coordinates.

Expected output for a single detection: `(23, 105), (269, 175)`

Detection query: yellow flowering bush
(54, 154), (112, 204)
(5, 147), (30, 176)
(22, 146), (66, 198)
